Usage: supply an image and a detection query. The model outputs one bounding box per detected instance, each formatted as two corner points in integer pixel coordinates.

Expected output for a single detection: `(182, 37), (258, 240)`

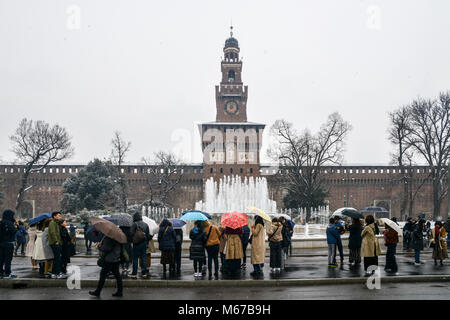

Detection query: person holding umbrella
(346, 218), (363, 267)
(382, 220), (399, 273)
(158, 218), (176, 278)
(361, 215), (382, 275)
(220, 211), (247, 275)
(88, 217), (127, 298)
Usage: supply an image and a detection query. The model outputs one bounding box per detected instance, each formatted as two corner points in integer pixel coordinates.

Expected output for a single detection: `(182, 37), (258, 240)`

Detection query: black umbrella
(111, 213), (133, 227)
(333, 207), (364, 219)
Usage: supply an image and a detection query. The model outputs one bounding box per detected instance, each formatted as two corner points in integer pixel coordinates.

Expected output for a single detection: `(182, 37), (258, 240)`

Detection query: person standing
(26, 223), (38, 269)
(279, 217), (292, 264)
(83, 222), (92, 253)
(383, 224), (399, 273)
(60, 220), (75, 275)
(0, 210), (18, 279)
(158, 219), (176, 278)
(33, 218), (54, 278)
(189, 221), (207, 278)
(430, 221), (448, 266)
(326, 217), (339, 268)
(129, 212), (150, 279)
(48, 211), (66, 279)
(410, 219), (426, 266)
(69, 223), (76, 249)
(15, 221), (27, 255)
(334, 217), (345, 266)
(361, 215), (382, 275)
(203, 220), (221, 279)
(174, 228), (183, 276)
(218, 226), (226, 272)
(224, 227), (244, 275)
(346, 218), (363, 267)
(403, 217), (415, 252)
(241, 224), (250, 270)
(250, 216), (266, 277)
(266, 218), (283, 273)
(89, 235), (123, 298)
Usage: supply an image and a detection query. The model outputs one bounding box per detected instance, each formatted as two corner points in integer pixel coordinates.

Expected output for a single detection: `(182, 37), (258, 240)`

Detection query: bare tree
(10, 118), (73, 212)
(110, 131), (131, 211)
(404, 92), (450, 218)
(269, 113), (351, 220)
(142, 151), (185, 208)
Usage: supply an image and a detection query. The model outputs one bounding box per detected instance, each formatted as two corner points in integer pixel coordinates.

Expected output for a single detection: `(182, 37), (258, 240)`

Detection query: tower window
(220, 168), (223, 174)
(210, 168), (213, 174)
(240, 168), (243, 174)
(228, 70), (235, 82)
(250, 168), (253, 174)
(230, 168), (233, 174)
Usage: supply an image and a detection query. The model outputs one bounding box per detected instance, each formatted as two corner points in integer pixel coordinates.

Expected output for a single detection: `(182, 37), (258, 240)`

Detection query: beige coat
(25, 226), (37, 257)
(225, 234), (244, 260)
(430, 227), (448, 250)
(266, 222), (283, 242)
(361, 224), (381, 257)
(251, 223), (266, 265)
(33, 229), (54, 261)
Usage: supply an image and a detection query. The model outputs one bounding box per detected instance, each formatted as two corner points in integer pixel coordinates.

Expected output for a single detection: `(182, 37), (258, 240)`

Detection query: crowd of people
(1, 208), (448, 298)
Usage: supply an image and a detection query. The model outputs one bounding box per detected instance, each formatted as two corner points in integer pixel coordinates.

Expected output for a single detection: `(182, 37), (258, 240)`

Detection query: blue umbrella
(180, 211), (208, 221)
(169, 218), (186, 229)
(182, 210), (212, 219)
(85, 217), (119, 243)
(28, 213), (52, 226)
(288, 219), (296, 228)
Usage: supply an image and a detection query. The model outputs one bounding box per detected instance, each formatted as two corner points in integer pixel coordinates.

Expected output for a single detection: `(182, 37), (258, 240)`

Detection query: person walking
(158, 219), (176, 278)
(241, 224), (250, 270)
(267, 218), (283, 273)
(410, 219), (426, 266)
(430, 221), (448, 266)
(383, 224), (399, 273)
(346, 218), (363, 267)
(14, 221), (27, 255)
(129, 212), (150, 279)
(223, 227), (244, 275)
(48, 211), (65, 279)
(250, 216), (266, 278)
(60, 220), (75, 275)
(189, 221), (207, 278)
(326, 217), (340, 268)
(0, 210), (18, 279)
(203, 220), (221, 279)
(89, 235), (123, 298)
(361, 215), (381, 275)
(25, 223), (38, 269)
(174, 228), (183, 276)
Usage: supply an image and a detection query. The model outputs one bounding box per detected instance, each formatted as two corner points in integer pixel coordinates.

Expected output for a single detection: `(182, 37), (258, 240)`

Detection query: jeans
(337, 240), (344, 262)
(193, 259), (203, 273)
(50, 244), (62, 275)
(328, 244), (337, 265)
(85, 238), (92, 250)
(288, 239), (293, 256)
(0, 242), (14, 276)
(96, 262), (122, 294)
(206, 245), (219, 274)
(15, 242), (25, 254)
(415, 249), (421, 263)
(132, 242), (147, 275)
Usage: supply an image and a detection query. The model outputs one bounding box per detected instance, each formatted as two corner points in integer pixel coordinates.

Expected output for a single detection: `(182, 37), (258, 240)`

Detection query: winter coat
(26, 226), (37, 257)
(409, 224), (424, 251)
(225, 233), (244, 260)
(33, 229), (54, 261)
(383, 228), (399, 245)
(189, 228), (207, 260)
(48, 219), (62, 245)
(158, 225), (176, 251)
(266, 222), (283, 242)
(430, 227), (448, 250)
(250, 223), (266, 265)
(361, 224), (381, 258)
(241, 225), (251, 248)
(61, 226), (75, 263)
(203, 220), (221, 247)
(281, 223), (291, 248)
(326, 223), (340, 245)
(0, 210), (17, 243)
(99, 236), (121, 264)
(347, 223), (363, 249)
(15, 225), (28, 244)
(130, 213), (151, 243)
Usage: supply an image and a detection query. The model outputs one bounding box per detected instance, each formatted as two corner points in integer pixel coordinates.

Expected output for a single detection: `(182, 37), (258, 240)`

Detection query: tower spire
(230, 23), (233, 37)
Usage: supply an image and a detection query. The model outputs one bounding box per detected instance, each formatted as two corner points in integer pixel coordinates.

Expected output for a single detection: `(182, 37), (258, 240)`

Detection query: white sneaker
(414, 262), (421, 266)
(51, 274), (57, 279)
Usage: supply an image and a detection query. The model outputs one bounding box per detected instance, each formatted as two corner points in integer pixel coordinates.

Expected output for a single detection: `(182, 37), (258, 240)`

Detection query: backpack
(132, 223), (146, 244)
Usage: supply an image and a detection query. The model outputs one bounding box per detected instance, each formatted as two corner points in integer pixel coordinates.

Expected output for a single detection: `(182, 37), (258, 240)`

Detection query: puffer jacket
(266, 222), (283, 242)
(189, 228), (207, 260)
(158, 222), (176, 251)
(99, 236), (121, 264)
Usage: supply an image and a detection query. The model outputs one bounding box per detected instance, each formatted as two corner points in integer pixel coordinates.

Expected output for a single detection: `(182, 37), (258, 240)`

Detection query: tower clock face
(225, 100), (239, 115)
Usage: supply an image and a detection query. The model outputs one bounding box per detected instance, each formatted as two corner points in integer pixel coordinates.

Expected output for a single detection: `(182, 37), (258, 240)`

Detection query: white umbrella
(380, 218), (403, 235)
(142, 216), (159, 236)
(273, 213), (291, 220)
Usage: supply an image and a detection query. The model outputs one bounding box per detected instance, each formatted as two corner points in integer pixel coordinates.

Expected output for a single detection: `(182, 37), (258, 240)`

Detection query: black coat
(158, 225), (176, 251)
(189, 229), (207, 260)
(348, 224), (363, 249)
(0, 210), (17, 243)
(409, 224), (424, 251)
(61, 226), (75, 263)
(99, 236), (121, 263)
(241, 225), (250, 247)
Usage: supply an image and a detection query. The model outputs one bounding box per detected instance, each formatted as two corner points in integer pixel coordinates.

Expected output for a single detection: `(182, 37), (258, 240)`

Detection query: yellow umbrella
(246, 206), (272, 222)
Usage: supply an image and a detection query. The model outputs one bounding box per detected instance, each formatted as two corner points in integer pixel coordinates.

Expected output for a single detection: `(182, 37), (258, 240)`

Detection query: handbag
(97, 256), (105, 268)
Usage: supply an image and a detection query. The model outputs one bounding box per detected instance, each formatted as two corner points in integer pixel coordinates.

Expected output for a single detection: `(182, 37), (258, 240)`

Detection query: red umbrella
(221, 211), (248, 229)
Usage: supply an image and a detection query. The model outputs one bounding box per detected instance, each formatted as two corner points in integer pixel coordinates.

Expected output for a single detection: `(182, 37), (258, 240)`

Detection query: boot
(89, 290), (100, 297)
(112, 291), (123, 297)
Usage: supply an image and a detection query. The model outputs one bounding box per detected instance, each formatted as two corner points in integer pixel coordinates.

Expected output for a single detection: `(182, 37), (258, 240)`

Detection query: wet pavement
(8, 248), (449, 282)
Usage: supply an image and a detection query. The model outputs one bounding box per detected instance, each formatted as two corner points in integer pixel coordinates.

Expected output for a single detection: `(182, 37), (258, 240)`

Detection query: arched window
(228, 70), (235, 82)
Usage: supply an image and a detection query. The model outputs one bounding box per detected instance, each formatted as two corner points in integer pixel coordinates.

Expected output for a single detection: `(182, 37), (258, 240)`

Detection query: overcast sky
(1, 0), (449, 166)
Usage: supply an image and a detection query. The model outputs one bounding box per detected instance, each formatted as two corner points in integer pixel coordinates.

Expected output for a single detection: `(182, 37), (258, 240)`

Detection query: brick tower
(200, 27), (265, 181)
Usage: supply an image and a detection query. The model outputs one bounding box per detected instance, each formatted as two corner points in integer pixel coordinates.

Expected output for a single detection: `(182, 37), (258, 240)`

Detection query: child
(189, 221), (207, 278)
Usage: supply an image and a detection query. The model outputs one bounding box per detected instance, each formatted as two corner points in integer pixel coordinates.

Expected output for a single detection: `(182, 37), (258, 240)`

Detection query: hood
(2, 209), (15, 222)
(133, 212), (142, 222)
